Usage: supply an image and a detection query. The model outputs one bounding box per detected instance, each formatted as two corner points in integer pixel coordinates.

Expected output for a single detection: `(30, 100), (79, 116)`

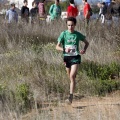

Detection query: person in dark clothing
(106, 0), (120, 25)
(111, 0), (120, 16)
(97, 2), (107, 24)
(21, 0), (29, 23)
(105, 2), (114, 20)
(30, 1), (38, 24)
(105, 1), (114, 26)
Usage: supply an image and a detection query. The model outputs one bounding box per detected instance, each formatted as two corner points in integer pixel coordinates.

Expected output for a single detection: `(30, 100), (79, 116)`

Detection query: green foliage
(77, 61), (120, 96)
(15, 83), (33, 113)
(60, 1), (69, 11)
(95, 80), (120, 96)
(81, 61), (120, 80)
(0, 84), (7, 100)
(45, 79), (65, 94)
(91, 5), (99, 13)
(45, 2), (54, 14)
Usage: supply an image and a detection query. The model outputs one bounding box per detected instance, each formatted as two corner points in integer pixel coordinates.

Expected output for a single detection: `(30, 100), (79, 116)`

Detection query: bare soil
(22, 91), (120, 120)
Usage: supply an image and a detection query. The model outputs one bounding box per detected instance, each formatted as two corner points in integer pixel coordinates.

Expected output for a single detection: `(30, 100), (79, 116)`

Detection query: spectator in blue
(5, 3), (18, 23)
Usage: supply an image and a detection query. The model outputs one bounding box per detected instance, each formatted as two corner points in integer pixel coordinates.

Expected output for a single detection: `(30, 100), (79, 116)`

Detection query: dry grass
(0, 17), (119, 120)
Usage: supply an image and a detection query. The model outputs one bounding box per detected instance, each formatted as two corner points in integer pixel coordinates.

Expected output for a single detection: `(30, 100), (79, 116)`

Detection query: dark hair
(23, 0), (27, 3)
(66, 17), (77, 25)
(39, 0), (45, 3)
(69, 0), (74, 4)
(11, 3), (15, 7)
(102, 2), (105, 5)
(83, 0), (87, 2)
(32, 1), (36, 6)
(55, 0), (59, 3)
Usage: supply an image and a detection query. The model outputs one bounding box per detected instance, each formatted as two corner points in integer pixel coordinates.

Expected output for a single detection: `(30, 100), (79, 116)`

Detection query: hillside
(0, 8), (119, 120)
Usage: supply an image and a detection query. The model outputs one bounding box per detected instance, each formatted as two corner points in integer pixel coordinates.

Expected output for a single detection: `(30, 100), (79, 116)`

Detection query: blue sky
(61, 0), (111, 5)
(75, 0), (103, 4)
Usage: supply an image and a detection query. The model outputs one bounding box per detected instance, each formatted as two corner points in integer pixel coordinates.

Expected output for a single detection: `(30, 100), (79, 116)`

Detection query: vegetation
(0, 15), (119, 119)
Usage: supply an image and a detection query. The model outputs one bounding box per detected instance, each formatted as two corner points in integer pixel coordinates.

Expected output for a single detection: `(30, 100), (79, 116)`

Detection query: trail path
(22, 91), (120, 120)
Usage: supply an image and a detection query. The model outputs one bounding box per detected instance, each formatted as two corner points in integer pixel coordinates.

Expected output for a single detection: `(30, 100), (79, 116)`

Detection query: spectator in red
(82, 0), (90, 28)
(67, 0), (78, 18)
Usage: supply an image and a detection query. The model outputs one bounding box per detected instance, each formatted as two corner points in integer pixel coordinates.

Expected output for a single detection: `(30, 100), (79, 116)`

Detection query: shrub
(95, 80), (120, 96)
(80, 61), (120, 80)
(15, 83), (33, 113)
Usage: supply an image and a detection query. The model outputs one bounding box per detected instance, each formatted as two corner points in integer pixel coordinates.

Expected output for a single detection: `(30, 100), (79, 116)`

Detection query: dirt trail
(22, 91), (120, 120)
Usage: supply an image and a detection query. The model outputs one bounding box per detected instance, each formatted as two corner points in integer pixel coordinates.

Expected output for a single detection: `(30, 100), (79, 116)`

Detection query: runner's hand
(65, 48), (70, 53)
(80, 50), (86, 54)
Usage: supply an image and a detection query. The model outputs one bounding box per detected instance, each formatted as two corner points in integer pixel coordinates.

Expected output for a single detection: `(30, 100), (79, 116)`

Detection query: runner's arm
(56, 42), (64, 52)
(80, 39), (89, 54)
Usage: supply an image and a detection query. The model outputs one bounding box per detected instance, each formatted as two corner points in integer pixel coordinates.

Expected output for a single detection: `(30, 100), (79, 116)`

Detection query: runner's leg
(69, 64), (78, 94)
(66, 67), (71, 78)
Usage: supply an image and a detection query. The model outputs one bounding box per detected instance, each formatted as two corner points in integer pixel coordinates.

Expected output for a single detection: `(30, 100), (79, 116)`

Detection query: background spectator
(30, 1), (38, 24)
(21, 0), (29, 23)
(49, 0), (61, 20)
(67, 0), (78, 18)
(38, 0), (46, 19)
(5, 3), (18, 24)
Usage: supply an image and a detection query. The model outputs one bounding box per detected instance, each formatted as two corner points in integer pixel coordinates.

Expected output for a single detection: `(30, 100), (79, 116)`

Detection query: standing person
(82, 0), (91, 28)
(5, 3), (18, 24)
(105, 1), (114, 26)
(56, 17), (89, 104)
(97, 3), (103, 19)
(21, 0), (29, 23)
(97, 2), (107, 24)
(111, 0), (120, 26)
(49, 0), (61, 21)
(67, 0), (78, 18)
(30, 1), (38, 24)
(101, 2), (107, 24)
(38, 0), (46, 20)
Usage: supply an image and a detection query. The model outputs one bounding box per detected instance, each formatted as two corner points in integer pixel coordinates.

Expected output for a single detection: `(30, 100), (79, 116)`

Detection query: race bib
(65, 45), (77, 56)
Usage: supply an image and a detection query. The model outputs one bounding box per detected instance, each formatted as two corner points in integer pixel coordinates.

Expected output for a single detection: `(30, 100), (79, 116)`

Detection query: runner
(56, 17), (89, 104)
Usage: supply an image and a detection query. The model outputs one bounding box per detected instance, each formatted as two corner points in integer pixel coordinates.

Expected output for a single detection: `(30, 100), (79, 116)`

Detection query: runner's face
(67, 21), (75, 33)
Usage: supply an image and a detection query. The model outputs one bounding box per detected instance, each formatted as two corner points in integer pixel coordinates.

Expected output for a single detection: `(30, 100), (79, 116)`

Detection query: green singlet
(58, 30), (85, 56)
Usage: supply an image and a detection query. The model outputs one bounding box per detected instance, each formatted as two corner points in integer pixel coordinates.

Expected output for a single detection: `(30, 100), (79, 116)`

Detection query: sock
(69, 94), (73, 102)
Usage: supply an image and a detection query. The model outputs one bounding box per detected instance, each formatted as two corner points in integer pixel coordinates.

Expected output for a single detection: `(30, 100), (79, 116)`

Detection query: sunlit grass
(0, 18), (119, 119)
